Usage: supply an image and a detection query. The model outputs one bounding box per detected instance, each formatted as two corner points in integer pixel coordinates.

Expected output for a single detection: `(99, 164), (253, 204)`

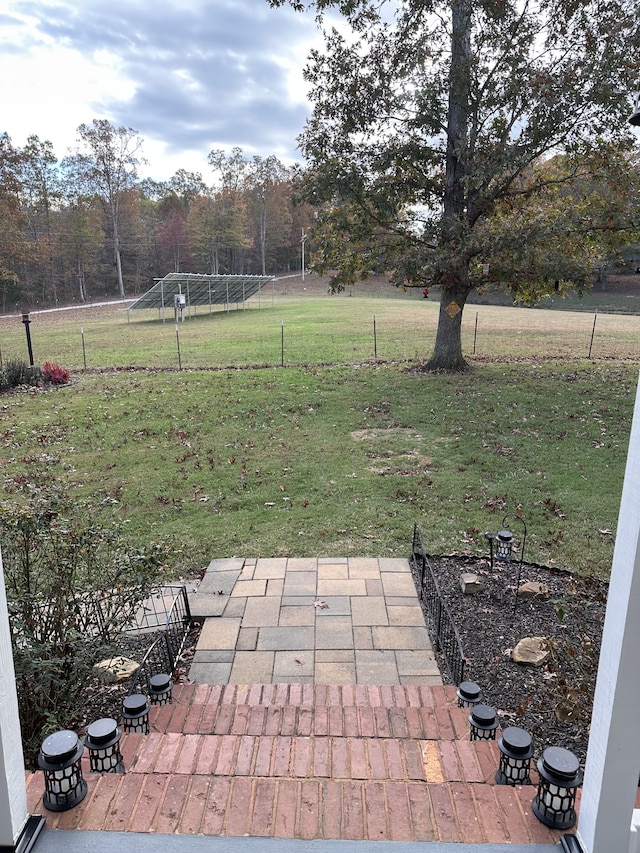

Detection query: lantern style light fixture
(85, 717), (124, 773)
(469, 704), (499, 741)
(457, 680), (482, 708)
(149, 673), (173, 706)
(485, 514), (528, 610)
(121, 693), (151, 734)
(532, 746), (583, 829)
(495, 726), (534, 786)
(38, 729), (87, 811)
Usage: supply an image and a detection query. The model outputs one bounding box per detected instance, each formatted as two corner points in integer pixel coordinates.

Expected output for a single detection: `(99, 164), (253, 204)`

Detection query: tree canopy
(0, 128), (310, 310)
(269, 0), (640, 369)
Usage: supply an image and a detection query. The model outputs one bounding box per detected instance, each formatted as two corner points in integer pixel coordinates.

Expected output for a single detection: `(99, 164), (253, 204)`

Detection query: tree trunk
(426, 272), (469, 371)
(426, 0), (472, 371)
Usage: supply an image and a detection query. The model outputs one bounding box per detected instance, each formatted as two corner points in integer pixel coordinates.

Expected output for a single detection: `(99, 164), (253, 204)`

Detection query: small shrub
(0, 468), (180, 765)
(0, 359), (41, 392)
(42, 361), (70, 385)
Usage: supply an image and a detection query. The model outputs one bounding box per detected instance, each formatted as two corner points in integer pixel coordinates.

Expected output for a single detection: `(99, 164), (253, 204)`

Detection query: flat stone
(273, 651), (315, 679)
(312, 596), (352, 616)
(94, 656), (139, 683)
(279, 605), (316, 627)
(318, 564), (349, 580)
(315, 661), (356, 684)
(518, 581), (550, 599)
(351, 596), (389, 627)
(191, 650), (234, 663)
(283, 571), (317, 596)
(380, 573), (417, 597)
(198, 570), (241, 595)
(188, 593), (229, 618)
(387, 605), (426, 627)
(460, 573), (485, 594)
(512, 636), (550, 666)
(254, 559), (288, 579)
(377, 557), (411, 572)
(188, 661), (232, 683)
(266, 578), (284, 596)
(316, 578), (367, 597)
(229, 651), (275, 683)
(395, 650), (440, 676)
(206, 557), (245, 573)
(257, 626), (315, 651)
(286, 557), (320, 571)
(196, 618), (241, 651)
(355, 650), (400, 684)
(231, 579), (267, 597)
(372, 626), (432, 650)
(242, 596), (282, 628)
(315, 617), (354, 649)
(315, 649), (355, 663)
(237, 627), (259, 651)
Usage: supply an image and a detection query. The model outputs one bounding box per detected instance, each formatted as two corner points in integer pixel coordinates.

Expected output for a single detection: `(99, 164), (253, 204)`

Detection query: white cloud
(0, 0), (321, 179)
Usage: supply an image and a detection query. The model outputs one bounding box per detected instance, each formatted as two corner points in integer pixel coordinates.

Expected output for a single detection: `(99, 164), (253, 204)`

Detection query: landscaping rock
(460, 573), (485, 594)
(512, 637), (550, 667)
(518, 581), (550, 599)
(94, 656), (139, 683)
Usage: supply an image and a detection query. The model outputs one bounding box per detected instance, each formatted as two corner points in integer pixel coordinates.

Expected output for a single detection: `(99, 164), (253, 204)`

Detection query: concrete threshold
(36, 829), (561, 853)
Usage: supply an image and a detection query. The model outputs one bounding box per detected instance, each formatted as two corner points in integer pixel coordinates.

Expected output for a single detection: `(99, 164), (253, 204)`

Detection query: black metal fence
(127, 584), (192, 695)
(410, 524), (466, 685)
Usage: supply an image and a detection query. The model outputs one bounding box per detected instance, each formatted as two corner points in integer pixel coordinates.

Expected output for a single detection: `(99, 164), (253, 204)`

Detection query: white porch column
(576, 377), (640, 852)
(0, 546), (30, 847)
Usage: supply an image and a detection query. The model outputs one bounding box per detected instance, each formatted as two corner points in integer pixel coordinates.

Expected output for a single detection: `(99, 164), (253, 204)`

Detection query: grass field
(1, 280), (638, 580)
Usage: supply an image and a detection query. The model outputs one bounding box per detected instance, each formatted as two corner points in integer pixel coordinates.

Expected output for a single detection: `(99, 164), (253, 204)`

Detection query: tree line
(0, 120), (315, 313)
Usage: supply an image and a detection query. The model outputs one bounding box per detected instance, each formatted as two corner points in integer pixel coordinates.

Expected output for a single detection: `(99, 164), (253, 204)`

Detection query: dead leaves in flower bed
(421, 555), (607, 763)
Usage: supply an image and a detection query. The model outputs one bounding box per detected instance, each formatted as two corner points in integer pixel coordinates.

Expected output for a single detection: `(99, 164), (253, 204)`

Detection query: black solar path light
(495, 727), (534, 785)
(149, 673), (173, 706)
(469, 704), (499, 741)
(85, 718), (124, 773)
(38, 730), (87, 811)
(457, 681), (482, 708)
(532, 746), (583, 829)
(121, 694), (150, 734)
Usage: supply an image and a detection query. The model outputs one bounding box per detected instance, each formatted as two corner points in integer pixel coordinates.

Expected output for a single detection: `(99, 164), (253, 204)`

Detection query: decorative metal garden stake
(38, 730), (87, 811)
(149, 673), (173, 706)
(532, 746), (583, 829)
(121, 694), (151, 734)
(495, 727), (534, 785)
(85, 718), (124, 773)
(457, 681), (482, 707)
(469, 704), (499, 741)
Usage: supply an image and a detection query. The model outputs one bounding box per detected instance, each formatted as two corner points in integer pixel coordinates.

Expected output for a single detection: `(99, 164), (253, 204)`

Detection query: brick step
(122, 731), (499, 782)
(155, 682), (470, 740)
(28, 769), (558, 845)
(171, 682), (456, 709)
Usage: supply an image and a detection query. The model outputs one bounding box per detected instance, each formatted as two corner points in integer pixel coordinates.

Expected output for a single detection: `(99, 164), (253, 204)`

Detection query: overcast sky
(0, 0), (324, 180)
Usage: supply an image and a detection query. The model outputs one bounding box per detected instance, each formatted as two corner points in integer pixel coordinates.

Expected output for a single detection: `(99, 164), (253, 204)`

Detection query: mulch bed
(416, 554), (607, 763)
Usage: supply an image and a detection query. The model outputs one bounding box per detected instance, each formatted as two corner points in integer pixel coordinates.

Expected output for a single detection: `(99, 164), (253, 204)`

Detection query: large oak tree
(270, 0), (640, 369)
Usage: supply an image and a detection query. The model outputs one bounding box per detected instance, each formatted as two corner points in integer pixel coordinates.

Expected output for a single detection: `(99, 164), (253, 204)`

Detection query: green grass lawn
(1, 299), (636, 580)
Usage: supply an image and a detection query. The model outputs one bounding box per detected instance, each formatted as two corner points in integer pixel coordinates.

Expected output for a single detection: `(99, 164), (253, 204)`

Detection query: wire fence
(127, 584), (192, 695)
(410, 524), (466, 686)
(1, 288), (639, 372)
